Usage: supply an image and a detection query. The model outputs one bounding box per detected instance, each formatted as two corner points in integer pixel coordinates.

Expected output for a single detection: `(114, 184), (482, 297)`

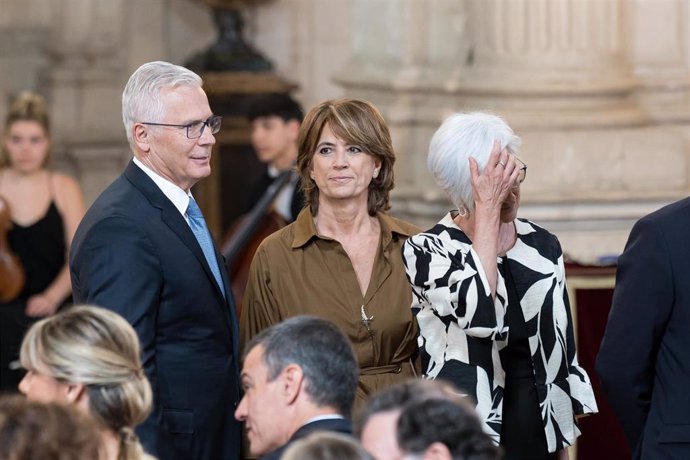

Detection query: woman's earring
(457, 206), (469, 218)
(372, 169), (379, 178)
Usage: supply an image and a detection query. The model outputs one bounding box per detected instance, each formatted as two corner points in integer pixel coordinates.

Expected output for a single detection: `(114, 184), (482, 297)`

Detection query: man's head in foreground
(356, 379), (500, 460)
(235, 315), (358, 456)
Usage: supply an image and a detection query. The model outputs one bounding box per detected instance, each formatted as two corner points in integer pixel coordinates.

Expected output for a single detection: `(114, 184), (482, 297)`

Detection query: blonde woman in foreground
(18, 305), (155, 460)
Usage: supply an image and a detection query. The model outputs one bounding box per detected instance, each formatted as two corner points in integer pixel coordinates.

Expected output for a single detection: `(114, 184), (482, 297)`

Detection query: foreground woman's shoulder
(52, 170), (79, 187)
(516, 218), (563, 257)
(516, 218), (557, 239)
(258, 221), (298, 250)
(52, 172), (85, 208)
(380, 213), (422, 236)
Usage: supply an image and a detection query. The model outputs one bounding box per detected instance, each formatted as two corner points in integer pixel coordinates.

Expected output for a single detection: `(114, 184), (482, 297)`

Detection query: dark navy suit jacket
(261, 417), (352, 460)
(70, 160), (241, 460)
(597, 196), (690, 459)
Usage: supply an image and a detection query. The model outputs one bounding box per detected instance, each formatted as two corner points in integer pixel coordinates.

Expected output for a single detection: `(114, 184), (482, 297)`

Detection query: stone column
(337, 0), (468, 206)
(454, 0), (689, 261)
(461, 0), (646, 128)
(0, 1), (55, 138)
(338, 0), (690, 262)
(46, 0), (131, 204)
(629, 0), (690, 124)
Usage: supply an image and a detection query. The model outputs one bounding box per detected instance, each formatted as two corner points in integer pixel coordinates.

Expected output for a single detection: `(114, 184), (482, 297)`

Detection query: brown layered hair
(0, 395), (101, 460)
(296, 98), (396, 216)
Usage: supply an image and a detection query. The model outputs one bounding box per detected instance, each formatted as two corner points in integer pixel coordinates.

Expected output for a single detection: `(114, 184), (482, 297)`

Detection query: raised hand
(468, 140), (521, 213)
(463, 140), (521, 298)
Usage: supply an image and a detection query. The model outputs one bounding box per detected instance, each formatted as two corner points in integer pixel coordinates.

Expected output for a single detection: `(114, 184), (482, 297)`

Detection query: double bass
(221, 170), (293, 315)
(0, 196), (25, 302)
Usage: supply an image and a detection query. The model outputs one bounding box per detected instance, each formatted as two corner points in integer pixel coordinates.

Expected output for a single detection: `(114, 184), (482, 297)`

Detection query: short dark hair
(398, 397), (500, 460)
(354, 379), (457, 436)
(244, 316), (359, 417)
(247, 93), (304, 123)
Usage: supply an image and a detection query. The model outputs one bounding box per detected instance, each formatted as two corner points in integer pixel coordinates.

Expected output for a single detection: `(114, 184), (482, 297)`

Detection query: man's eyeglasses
(140, 115), (222, 139)
(516, 156), (527, 185)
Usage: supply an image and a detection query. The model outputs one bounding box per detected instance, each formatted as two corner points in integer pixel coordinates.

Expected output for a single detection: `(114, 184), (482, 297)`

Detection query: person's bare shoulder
(53, 172), (82, 196)
(52, 172), (85, 215)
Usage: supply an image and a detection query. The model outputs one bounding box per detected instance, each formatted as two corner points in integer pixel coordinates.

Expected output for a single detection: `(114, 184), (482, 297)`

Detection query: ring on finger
(497, 161), (506, 167)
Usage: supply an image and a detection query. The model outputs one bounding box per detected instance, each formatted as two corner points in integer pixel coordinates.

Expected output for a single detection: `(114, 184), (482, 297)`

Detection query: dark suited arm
(596, 217), (673, 449)
(71, 216), (162, 370)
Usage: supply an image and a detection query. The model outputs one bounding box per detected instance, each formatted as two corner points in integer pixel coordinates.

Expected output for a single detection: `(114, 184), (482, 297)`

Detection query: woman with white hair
(402, 113), (597, 459)
(17, 305), (154, 460)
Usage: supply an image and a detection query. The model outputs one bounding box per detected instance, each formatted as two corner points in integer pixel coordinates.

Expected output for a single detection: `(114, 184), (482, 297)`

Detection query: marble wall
(0, 0), (688, 261)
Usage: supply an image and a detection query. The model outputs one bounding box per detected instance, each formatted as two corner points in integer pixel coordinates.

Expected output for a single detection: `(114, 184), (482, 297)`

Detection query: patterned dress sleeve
(402, 230), (508, 339)
(402, 227), (509, 440)
(555, 237), (598, 416)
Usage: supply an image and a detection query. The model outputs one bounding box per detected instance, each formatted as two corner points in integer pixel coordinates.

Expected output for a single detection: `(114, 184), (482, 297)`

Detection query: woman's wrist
(40, 289), (62, 307)
(473, 205), (501, 225)
(473, 199), (501, 213)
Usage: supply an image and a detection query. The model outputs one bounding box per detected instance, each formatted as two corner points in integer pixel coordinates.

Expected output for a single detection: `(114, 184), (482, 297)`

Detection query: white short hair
(121, 61), (203, 150)
(427, 112), (521, 212)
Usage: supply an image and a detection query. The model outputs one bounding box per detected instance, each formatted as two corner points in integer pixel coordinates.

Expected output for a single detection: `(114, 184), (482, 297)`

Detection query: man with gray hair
(235, 315), (358, 459)
(70, 61), (241, 460)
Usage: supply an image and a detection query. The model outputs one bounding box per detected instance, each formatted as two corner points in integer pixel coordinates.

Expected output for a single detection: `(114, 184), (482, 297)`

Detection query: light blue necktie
(186, 196), (225, 297)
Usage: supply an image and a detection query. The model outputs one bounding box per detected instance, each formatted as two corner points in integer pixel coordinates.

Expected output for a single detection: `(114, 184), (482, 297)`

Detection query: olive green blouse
(241, 208), (421, 407)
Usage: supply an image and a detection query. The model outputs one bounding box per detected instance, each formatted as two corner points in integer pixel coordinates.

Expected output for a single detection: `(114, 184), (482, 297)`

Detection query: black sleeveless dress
(0, 201), (66, 391)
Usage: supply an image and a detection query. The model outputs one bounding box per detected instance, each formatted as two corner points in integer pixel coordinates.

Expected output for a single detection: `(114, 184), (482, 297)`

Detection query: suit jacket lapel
(123, 161), (228, 303)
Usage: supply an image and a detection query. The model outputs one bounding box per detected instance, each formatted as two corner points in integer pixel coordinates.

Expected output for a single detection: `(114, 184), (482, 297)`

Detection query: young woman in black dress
(0, 92), (85, 390)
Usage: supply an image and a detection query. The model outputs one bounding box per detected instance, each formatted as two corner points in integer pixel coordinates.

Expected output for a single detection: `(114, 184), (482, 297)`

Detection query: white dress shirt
(133, 156), (193, 223)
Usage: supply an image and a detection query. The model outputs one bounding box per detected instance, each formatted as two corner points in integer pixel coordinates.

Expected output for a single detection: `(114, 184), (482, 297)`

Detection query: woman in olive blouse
(241, 98), (420, 407)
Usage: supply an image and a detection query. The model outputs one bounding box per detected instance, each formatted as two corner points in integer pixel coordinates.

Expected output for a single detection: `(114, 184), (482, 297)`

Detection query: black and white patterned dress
(402, 213), (597, 452)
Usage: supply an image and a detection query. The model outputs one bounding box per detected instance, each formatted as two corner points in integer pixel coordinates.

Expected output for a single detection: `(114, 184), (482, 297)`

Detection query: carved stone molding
(630, 0), (690, 123)
(337, 0), (690, 262)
